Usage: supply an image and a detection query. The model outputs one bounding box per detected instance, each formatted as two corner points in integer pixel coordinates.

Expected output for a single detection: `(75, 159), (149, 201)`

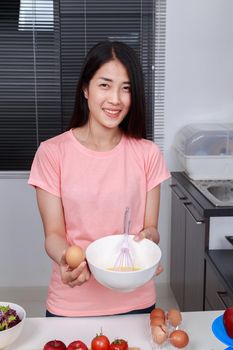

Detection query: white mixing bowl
(86, 234), (162, 292)
(0, 302), (26, 349)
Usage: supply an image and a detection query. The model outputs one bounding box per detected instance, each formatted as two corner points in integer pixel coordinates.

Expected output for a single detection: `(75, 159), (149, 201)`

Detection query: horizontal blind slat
(0, 0), (157, 170)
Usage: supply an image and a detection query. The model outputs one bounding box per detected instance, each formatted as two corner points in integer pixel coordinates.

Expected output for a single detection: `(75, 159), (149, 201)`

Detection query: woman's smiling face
(83, 59), (131, 130)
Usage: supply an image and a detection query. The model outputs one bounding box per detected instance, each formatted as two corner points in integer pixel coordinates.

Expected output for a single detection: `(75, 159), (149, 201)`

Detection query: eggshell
(150, 307), (165, 320)
(169, 330), (189, 348)
(167, 308), (182, 327)
(150, 316), (165, 327)
(151, 325), (168, 345)
(65, 245), (85, 269)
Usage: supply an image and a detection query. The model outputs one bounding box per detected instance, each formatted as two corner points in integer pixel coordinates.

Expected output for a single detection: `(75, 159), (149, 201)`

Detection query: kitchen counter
(172, 172), (233, 217)
(8, 311), (226, 350)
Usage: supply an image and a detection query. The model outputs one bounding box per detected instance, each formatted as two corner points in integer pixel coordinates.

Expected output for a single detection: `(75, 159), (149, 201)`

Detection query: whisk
(113, 207), (134, 271)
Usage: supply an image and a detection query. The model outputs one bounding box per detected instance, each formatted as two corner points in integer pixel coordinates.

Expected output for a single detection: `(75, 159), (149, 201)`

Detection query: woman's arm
(134, 184), (161, 243)
(36, 188), (90, 286)
(134, 184), (163, 276)
(36, 187), (68, 262)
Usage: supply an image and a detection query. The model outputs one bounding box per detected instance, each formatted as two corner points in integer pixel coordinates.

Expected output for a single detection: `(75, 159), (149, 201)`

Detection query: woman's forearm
(44, 233), (69, 264)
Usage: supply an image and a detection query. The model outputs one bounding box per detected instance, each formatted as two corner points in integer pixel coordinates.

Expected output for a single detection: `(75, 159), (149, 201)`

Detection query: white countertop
(8, 310), (225, 350)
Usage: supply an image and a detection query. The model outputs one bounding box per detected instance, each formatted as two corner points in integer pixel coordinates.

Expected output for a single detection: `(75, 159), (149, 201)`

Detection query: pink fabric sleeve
(28, 142), (61, 197)
(145, 142), (170, 191)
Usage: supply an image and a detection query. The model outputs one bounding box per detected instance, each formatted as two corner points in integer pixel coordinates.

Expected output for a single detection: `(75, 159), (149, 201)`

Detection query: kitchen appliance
(208, 216), (233, 250)
(174, 123), (233, 180)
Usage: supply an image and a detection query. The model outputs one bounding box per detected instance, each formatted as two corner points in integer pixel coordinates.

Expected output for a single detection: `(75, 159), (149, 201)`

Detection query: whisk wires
(113, 207), (134, 271)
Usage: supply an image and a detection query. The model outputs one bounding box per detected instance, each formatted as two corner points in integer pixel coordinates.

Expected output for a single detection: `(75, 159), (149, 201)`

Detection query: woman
(28, 41), (170, 317)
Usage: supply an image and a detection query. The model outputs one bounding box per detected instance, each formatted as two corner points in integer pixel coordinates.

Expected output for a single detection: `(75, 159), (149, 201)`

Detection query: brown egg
(150, 316), (165, 327)
(151, 325), (168, 345)
(167, 308), (182, 327)
(150, 307), (165, 320)
(169, 330), (189, 348)
(65, 245), (85, 269)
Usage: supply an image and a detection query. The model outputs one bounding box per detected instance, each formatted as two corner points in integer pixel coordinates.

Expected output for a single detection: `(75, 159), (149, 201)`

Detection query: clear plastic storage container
(174, 123), (233, 180)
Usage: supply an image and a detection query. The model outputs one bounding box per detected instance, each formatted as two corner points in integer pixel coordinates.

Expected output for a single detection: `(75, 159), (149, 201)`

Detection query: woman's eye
(123, 85), (131, 92)
(100, 83), (109, 88)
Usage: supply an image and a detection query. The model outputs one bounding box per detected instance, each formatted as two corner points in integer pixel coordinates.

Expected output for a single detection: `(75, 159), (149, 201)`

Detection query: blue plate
(212, 315), (233, 349)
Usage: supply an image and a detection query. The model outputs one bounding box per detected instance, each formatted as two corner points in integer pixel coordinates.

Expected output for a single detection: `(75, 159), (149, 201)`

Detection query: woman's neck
(73, 124), (123, 152)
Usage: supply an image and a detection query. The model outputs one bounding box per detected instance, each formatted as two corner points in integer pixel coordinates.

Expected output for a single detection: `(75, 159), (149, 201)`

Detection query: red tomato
(110, 339), (128, 350)
(91, 334), (110, 350)
(67, 340), (88, 350)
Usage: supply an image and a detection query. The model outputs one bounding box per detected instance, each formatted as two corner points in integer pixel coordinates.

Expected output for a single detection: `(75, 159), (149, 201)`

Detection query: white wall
(1, 0), (233, 288)
(0, 178), (51, 287)
(157, 0), (233, 284)
(165, 0), (233, 169)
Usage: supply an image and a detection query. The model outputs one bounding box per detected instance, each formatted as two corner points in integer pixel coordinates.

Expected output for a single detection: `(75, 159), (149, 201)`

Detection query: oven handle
(216, 291), (232, 309)
(225, 235), (233, 247)
(183, 202), (204, 225)
(170, 184), (187, 200)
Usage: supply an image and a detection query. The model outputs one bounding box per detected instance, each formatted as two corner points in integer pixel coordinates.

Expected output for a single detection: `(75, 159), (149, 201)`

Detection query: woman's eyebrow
(98, 77), (130, 84)
(98, 77), (112, 82)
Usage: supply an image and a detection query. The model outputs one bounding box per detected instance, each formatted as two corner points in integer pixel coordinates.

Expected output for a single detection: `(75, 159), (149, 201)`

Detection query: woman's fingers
(60, 252), (90, 286)
(134, 228), (159, 242)
(60, 250), (71, 283)
(68, 267), (90, 287)
(155, 264), (164, 276)
(134, 230), (146, 241)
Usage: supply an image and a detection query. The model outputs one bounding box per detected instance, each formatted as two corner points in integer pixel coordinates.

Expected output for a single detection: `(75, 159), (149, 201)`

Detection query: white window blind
(18, 0), (54, 31)
(154, 0), (167, 151)
(59, 0), (156, 140)
(0, 0), (61, 170)
(0, 0), (166, 171)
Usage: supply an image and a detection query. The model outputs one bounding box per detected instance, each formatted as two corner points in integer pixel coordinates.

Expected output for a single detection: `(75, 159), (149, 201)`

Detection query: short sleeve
(28, 141), (61, 197)
(145, 142), (170, 191)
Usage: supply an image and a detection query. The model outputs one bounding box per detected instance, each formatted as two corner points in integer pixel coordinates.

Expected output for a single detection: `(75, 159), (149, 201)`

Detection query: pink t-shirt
(28, 129), (170, 316)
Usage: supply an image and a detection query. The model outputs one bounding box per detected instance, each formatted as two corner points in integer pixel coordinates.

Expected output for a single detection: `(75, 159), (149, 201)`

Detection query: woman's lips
(103, 109), (121, 118)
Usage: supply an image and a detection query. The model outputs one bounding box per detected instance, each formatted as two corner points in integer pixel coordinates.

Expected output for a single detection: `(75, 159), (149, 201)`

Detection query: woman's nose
(108, 89), (120, 104)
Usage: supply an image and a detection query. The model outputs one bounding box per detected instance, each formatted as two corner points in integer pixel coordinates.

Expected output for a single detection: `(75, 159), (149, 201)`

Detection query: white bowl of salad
(0, 302), (26, 349)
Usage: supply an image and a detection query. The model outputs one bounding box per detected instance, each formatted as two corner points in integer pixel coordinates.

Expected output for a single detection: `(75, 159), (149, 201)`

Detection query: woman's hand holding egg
(66, 245), (85, 268)
(59, 245), (90, 287)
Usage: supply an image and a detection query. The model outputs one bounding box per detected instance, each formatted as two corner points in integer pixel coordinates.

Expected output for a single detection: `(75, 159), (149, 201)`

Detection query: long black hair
(68, 41), (146, 138)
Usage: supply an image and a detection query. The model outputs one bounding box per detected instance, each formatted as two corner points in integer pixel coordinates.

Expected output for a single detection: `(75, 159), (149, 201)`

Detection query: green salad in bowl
(0, 305), (21, 331)
(0, 302), (26, 349)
